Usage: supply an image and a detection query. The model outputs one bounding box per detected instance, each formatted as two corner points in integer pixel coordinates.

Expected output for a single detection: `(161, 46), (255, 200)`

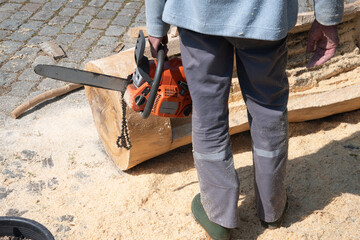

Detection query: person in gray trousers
(145, 1), (344, 239)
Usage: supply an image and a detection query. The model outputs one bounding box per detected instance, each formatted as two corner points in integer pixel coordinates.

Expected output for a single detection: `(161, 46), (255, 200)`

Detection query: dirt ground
(0, 82), (359, 240)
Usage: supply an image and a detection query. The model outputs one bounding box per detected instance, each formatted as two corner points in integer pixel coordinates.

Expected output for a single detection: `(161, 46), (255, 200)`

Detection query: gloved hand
(148, 35), (168, 58)
(306, 20), (339, 68)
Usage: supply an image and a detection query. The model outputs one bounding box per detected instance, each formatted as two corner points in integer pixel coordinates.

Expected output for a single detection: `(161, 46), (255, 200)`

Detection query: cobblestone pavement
(0, 0), (145, 120)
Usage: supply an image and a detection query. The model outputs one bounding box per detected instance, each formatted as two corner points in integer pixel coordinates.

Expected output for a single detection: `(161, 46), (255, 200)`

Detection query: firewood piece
(39, 40), (67, 60)
(11, 83), (83, 119)
(113, 42), (125, 53)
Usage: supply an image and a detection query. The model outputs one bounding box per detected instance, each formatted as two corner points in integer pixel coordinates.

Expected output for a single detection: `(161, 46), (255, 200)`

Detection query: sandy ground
(0, 84), (359, 240)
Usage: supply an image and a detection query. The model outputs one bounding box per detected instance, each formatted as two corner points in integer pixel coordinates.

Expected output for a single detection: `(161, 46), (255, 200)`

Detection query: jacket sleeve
(145, 0), (170, 37)
(314, 0), (344, 26)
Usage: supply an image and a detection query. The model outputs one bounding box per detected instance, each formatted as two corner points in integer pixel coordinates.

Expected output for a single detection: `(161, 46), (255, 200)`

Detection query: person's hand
(148, 35), (168, 58)
(306, 20), (339, 68)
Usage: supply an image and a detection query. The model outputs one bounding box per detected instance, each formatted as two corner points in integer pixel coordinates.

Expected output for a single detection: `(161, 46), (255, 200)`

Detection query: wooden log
(84, 58), (360, 170)
(84, 3), (360, 170)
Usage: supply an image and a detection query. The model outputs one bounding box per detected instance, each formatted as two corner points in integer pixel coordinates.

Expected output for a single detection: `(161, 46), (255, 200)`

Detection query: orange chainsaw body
(124, 57), (192, 118)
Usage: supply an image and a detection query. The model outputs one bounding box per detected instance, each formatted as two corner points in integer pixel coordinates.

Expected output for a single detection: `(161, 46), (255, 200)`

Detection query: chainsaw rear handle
(140, 44), (165, 119)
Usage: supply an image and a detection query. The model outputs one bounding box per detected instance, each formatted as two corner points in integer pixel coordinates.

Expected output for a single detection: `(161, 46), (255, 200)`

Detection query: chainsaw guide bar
(34, 64), (130, 93)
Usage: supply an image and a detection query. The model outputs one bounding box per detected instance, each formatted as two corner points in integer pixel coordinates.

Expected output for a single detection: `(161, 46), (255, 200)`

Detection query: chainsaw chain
(116, 92), (132, 150)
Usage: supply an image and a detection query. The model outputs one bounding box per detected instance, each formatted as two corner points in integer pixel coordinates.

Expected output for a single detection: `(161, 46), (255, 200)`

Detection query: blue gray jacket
(145, 0), (344, 41)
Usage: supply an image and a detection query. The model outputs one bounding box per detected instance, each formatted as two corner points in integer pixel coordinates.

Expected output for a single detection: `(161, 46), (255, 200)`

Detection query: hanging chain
(116, 91), (132, 150)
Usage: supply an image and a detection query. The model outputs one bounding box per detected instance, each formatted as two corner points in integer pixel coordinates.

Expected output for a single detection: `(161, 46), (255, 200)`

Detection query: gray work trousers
(179, 28), (289, 228)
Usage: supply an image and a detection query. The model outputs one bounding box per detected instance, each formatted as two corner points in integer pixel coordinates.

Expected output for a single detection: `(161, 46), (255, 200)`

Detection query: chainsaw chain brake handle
(134, 30), (165, 119)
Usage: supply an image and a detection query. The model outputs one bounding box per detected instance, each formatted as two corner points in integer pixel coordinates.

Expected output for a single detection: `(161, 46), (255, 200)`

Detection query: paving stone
(10, 0), (28, 3)
(8, 30), (34, 41)
(89, 19), (110, 29)
(43, 1), (63, 11)
(88, 0), (106, 7)
(0, 41), (23, 55)
(88, 45), (113, 59)
(9, 11), (32, 21)
(105, 25), (125, 36)
(81, 29), (103, 39)
(27, 36), (52, 45)
(72, 15), (93, 24)
(130, 20), (145, 28)
(0, 95), (22, 114)
(112, 15), (132, 26)
(118, 7), (137, 17)
(118, 33), (136, 50)
(50, 0), (68, 3)
(1, 59), (29, 72)
(37, 77), (67, 91)
(79, 6), (99, 16)
(0, 72), (17, 87)
(134, 12), (146, 24)
(48, 16), (71, 27)
(20, 3), (42, 12)
(66, 0), (86, 8)
(0, 12), (11, 22)
(62, 23), (86, 34)
(0, 54), (8, 65)
(0, 30), (11, 40)
(97, 36), (118, 46)
(124, 1), (142, 9)
(15, 47), (41, 61)
(58, 61), (79, 68)
(11, 47), (40, 62)
(0, 3), (22, 12)
(31, 10), (55, 21)
(103, 2), (123, 11)
(59, 7), (79, 17)
(64, 49), (87, 63)
(71, 38), (95, 51)
(139, 4), (145, 12)
(38, 25), (61, 36)
(32, 55), (55, 68)
(56, 34), (77, 46)
(20, 21), (44, 32)
(0, 19), (24, 31)
(29, 0), (47, 3)
(8, 81), (37, 97)
(18, 68), (42, 82)
(96, 10), (116, 19)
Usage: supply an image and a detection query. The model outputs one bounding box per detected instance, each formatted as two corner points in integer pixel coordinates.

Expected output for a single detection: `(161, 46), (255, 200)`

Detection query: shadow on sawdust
(127, 110), (360, 239)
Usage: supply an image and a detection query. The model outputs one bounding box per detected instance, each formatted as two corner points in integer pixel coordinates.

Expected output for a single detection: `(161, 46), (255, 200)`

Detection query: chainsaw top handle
(140, 43), (165, 119)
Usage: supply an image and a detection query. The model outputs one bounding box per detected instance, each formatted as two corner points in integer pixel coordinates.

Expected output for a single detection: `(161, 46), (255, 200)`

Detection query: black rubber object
(140, 44), (165, 119)
(0, 216), (54, 240)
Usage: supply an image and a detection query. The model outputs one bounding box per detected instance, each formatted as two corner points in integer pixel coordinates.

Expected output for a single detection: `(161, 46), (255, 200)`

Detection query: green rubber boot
(191, 194), (231, 240)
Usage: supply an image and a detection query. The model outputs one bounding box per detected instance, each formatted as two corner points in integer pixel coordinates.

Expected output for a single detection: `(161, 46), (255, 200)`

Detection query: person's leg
(230, 37), (289, 223)
(179, 28), (239, 229)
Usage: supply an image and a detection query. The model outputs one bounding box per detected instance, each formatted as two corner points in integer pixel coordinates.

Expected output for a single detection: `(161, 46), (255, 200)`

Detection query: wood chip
(113, 42), (125, 53)
(39, 40), (67, 60)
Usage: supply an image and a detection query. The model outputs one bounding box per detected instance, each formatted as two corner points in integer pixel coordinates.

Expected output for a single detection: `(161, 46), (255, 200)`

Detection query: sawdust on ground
(0, 83), (359, 240)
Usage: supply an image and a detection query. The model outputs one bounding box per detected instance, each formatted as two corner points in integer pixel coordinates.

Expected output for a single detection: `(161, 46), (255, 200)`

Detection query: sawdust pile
(1, 90), (359, 240)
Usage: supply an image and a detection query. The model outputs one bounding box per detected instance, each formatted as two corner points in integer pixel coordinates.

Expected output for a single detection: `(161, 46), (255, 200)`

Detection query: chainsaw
(34, 30), (192, 119)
